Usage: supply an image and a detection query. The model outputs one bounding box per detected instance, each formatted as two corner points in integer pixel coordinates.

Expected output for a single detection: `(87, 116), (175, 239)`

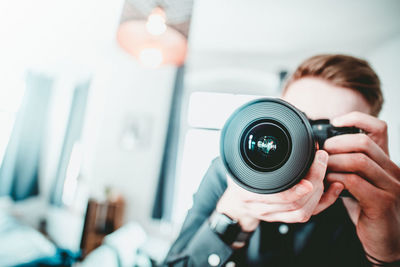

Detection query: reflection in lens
(256, 136), (277, 155)
(241, 121), (291, 171)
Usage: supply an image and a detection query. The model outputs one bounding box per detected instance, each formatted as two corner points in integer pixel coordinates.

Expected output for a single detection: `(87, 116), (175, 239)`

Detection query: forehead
(281, 77), (371, 120)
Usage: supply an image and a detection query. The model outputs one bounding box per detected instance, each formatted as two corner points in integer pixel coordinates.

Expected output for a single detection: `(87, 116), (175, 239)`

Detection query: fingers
(326, 173), (387, 217)
(230, 150), (328, 205)
(256, 188), (323, 223)
(324, 134), (385, 165)
(328, 153), (396, 190)
(227, 172), (314, 206)
(255, 206), (313, 223)
(244, 150), (327, 204)
(324, 134), (398, 174)
(247, 152), (328, 223)
(226, 151), (330, 223)
(245, 192), (311, 216)
(243, 179), (314, 204)
(332, 111), (387, 136)
(303, 150), (329, 186)
(324, 134), (400, 181)
(312, 182), (344, 215)
(331, 111), (389, 154)
(228, 177), (318, 224)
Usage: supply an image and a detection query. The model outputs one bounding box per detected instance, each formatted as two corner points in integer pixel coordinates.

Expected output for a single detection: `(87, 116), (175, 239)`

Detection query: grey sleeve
(164, 158), (234, 267)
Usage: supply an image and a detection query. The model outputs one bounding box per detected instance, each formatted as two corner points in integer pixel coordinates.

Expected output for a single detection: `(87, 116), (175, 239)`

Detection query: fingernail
(317, 152), (328, 164)
(335, 189), (342, 196)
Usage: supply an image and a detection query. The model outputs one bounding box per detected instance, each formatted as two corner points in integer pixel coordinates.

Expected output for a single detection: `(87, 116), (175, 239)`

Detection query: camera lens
(241, 120), (291, 171)
(221, 98), (315, 193)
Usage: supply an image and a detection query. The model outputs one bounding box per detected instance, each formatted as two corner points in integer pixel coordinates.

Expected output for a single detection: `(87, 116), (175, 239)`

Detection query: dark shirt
(164, 157), (371, 267)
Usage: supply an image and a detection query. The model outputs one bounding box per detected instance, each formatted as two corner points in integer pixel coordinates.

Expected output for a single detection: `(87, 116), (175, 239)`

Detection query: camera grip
(311, 119), (363, 149)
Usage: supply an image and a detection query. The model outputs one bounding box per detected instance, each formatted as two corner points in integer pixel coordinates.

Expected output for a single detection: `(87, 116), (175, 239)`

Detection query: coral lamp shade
(117, 13), (187, 67)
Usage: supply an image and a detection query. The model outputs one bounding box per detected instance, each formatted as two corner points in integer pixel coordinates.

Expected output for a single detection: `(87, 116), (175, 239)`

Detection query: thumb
(305, 150), (329, 184)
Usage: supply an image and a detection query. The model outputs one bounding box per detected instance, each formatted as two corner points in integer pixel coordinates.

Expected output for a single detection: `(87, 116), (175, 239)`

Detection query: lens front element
(242, 121), (291, 172)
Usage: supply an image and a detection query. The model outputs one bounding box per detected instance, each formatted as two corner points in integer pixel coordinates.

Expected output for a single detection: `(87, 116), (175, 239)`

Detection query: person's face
(282, 77), (372, 120)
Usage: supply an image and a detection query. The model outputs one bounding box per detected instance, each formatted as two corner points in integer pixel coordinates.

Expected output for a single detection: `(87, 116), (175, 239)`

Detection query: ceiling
(188, 0), (400, 56)
(125, 0), (193, 24)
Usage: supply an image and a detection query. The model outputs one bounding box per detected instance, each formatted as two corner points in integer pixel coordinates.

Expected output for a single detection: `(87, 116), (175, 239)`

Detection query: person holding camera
(164, 54), (400, 267)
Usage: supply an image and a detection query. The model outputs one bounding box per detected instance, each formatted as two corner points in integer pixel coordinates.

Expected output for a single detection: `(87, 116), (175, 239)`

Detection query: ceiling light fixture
(146, 7), (167, 36)
(117, 6), (187, 68)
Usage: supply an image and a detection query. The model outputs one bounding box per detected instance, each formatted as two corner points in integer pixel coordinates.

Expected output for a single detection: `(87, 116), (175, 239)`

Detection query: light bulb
(139, 48), (163, 68)
(146, 8), (167, 36)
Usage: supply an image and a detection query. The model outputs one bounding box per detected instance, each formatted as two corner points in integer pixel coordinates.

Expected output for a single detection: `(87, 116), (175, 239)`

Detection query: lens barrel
(220, 98), (315, 194)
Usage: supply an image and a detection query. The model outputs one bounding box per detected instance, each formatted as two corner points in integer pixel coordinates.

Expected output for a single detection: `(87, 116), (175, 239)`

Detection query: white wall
(81, 44), (176, 227)
(368, 35), (400, 164)
(0, 0), (125, 73)
(0, 0), (178, 232)
(0, 0), (126, 199)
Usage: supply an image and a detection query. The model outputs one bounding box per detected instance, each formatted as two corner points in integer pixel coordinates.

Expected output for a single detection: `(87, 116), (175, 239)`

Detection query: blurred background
(0, 0), (399, 266)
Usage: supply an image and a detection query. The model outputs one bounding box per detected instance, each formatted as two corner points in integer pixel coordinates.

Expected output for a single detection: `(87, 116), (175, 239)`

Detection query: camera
(220, 98), (362, 194)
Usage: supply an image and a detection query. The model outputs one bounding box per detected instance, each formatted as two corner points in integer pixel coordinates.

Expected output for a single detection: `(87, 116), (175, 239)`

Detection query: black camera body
(220, 98), (362, 194)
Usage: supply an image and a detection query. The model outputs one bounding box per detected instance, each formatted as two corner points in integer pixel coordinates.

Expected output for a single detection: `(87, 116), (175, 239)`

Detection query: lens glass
(241, 121), (291, 171)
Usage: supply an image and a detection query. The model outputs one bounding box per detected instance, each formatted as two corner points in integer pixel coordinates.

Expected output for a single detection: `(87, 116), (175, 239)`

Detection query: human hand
(216, 150), (343, 233)
(324, 111), (400, 263)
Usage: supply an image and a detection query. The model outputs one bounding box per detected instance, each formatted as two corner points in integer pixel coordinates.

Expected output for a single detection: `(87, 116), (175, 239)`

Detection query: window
(0, 76), (25, 165)
(152, 68), (283, 224)
(171, 91), (267, 224)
